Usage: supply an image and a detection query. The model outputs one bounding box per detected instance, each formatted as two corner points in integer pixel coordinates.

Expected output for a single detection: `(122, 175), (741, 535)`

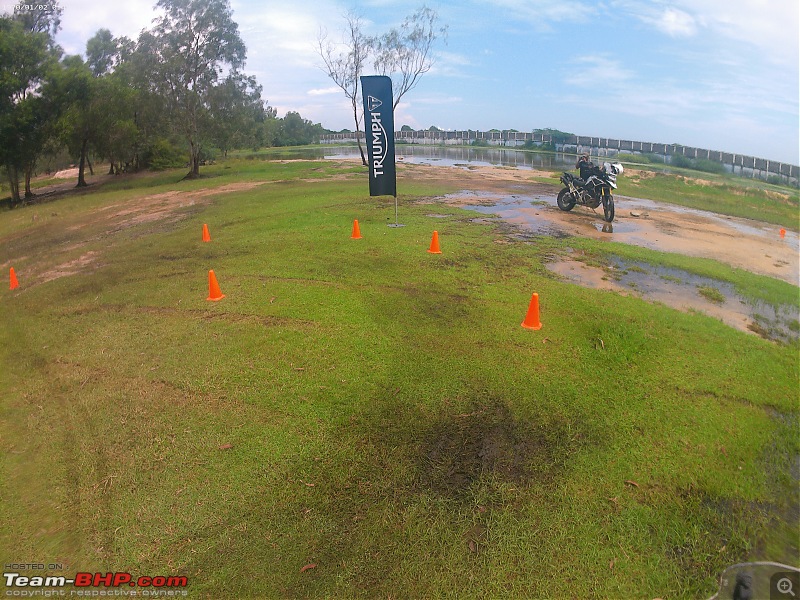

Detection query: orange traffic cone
(202, 224), (211, 242)
(9, 267), (19, 290)
(427, 230), (442, 254)
(351, 219), (362, 239)
(521, 293), (542, 330)
(779, 228), (786, 239)
(207, 270), (225, 301)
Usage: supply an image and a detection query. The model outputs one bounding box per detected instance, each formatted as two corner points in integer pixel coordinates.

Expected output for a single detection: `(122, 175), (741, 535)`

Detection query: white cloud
(411, 94), (464, 105)
(615, 0), (798, 64)
(308, 86), (342, 96)
(428, 50), (474, 78)
(56, 0), (158, 55)
(566, 56), (635, 87)
(481, 0), (595, 29)
(652, 7), (697, 37)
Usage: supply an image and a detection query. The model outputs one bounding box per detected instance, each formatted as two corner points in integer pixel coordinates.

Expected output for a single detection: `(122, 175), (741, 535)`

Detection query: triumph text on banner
(360, 76), (398, 211)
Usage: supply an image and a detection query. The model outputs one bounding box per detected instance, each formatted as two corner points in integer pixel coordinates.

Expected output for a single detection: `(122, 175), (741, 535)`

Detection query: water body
(322, 145), (580, 170)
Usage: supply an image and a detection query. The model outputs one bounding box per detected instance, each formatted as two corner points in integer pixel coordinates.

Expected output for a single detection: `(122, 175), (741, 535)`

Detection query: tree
(316, 6), (446, 165)
(53, 55), (97, 187)
(85, 28), (118, 77)
(273, 111), (326, 147)
(114, 31), (171, 172)
(207, 72), (265, 156)
(0, 14), (60, 205)
(372, 6), (446, 110)
(12, 1), (63, 40)
(146, 0), (247, 178)
(80, 30), (139, 174)
(92, 75), (139, 174)
(317, 12), (371, 166)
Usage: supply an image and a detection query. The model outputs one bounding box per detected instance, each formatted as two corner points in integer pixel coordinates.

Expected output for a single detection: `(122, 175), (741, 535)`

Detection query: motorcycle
(557, 161), (623, 223)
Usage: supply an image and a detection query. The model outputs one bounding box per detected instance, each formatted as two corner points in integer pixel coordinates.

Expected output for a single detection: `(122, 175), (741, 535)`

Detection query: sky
(6, 0), (799, 164)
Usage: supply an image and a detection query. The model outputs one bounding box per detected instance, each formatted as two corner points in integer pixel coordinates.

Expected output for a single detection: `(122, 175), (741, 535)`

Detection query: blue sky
(12, 0), (799, 164)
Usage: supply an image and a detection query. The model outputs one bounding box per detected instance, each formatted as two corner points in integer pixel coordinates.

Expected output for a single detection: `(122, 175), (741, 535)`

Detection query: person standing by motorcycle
(576, 153), (596, 180)
(576, 153), (604, 196)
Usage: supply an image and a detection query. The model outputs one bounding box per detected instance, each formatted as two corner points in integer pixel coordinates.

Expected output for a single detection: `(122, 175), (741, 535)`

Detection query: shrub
(671, 154), (726, 175)
(144, 139), (187, 171)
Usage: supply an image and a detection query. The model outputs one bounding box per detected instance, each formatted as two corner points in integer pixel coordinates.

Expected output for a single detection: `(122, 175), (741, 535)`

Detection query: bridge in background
(320, 130), (799, 184)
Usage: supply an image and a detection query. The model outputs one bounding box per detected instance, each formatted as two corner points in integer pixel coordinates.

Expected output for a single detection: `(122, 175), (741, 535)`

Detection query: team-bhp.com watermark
(3, 567), (188, 597)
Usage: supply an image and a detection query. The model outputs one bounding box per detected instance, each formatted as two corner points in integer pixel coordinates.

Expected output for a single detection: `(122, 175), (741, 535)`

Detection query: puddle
(442, 191), (570, 237)
(438, 190), (799, 286)
(547, 254), (800, 343)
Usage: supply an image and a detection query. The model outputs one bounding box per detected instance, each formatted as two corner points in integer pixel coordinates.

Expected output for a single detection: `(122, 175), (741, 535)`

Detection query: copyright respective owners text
(3, 565), (190, 597)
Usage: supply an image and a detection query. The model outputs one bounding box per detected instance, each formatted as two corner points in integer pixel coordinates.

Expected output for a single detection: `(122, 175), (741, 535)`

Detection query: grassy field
(1, 157), (798, 599)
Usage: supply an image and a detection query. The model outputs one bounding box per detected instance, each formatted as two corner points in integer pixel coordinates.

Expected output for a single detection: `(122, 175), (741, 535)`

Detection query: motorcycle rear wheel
(557, 188), (576, 211)
(603, 196), (615, 222)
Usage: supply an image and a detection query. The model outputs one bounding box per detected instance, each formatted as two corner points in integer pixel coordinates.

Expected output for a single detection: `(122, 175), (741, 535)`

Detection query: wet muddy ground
(430, 185), (799, 343)
(547, 254), (799, 343)
(441, 190), (799, 286)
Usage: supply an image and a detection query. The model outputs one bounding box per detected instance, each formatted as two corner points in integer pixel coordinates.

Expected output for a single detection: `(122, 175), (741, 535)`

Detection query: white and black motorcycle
(557, 161), (623, 223)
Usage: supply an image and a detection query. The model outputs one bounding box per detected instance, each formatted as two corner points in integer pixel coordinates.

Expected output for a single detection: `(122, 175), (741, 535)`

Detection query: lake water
(327, 145), (579, 170)
(259, 144), (580, 170)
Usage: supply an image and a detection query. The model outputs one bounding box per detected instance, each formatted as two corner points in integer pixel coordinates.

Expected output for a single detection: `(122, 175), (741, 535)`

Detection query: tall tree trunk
(7, 165), (21, 207)
(24, 163), (34, 198)
(185, 139), (201, 179)
(351, 100), (367, 166)
(77, 138), (89, 187)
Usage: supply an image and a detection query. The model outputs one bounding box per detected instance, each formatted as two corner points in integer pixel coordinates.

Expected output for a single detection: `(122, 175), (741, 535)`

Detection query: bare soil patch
(5, 178), (265, 287)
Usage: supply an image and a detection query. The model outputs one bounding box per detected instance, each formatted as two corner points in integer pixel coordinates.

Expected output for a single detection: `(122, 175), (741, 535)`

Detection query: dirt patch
(418, 399), (572, 497)
(7, 180), (266, 288)
(71, 183), (264, 233)
(52, 167), (77, 179)
(546, 257), (630, 295)
(40, 251), (101, 284)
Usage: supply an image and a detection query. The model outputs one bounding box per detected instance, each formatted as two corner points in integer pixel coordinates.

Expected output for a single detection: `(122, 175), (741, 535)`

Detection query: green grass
(617, 170), (798, 228)
(697, 285), (727, 304)
(1, 158), (798, 599)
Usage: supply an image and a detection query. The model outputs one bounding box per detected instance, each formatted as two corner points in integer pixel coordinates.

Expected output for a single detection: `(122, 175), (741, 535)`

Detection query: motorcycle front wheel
(557, 188), (576, 211)
(603, 195), (615, 222)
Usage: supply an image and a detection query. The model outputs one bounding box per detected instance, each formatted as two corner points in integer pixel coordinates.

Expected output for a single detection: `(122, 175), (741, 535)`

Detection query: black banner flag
(360, 76), (396, 197)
